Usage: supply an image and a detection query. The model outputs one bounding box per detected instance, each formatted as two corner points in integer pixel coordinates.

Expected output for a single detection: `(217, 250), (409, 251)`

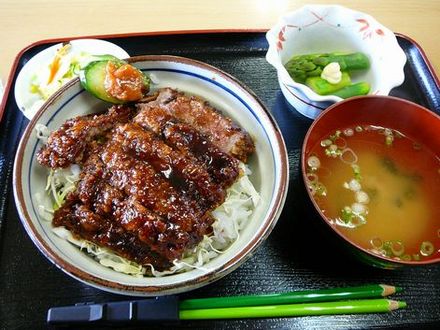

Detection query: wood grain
(0, 0), (439, 83)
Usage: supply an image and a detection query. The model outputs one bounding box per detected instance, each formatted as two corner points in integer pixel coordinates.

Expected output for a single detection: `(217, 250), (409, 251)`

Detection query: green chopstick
(179, 299), (407, 320)
(179, 284), (401, 310)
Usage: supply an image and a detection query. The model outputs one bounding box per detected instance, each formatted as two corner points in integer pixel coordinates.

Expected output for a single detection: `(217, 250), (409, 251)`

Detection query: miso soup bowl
(302, 95), (440, 269)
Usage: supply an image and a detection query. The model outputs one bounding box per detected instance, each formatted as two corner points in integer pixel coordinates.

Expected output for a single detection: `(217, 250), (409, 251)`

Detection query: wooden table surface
(0, 0), (439, 84)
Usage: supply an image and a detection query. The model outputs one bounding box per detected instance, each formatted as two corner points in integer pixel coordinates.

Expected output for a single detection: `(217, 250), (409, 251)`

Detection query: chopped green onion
(307, 155), (321, 170)
(352, 164), (362, 181)
(329, 130), (341, 142)
(385, 135), (394, 147)
(325, 144), (342, 158)
(320, 139), (332, 147)
(340, 148), (357, 165)
(382, 241), (393, 257)
(370, 237), (383, 249)
(420, 241), (434, 256)
(338, 204), (366, 227)
(400, 254), (411, 261)
(341, 206), (353, 223)
(390, 241), (405, 257)
(315, 182), (327, 197)
(343, 128), (354, 136)
(306, 176), (327, 197)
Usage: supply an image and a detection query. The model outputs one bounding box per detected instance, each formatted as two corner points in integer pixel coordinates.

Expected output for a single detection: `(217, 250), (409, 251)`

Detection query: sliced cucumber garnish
(80, 60), (123, 103)
(80, 59), (149, 104)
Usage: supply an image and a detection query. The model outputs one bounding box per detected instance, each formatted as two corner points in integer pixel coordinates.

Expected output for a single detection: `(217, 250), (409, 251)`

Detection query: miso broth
(306, 125), (440, 262)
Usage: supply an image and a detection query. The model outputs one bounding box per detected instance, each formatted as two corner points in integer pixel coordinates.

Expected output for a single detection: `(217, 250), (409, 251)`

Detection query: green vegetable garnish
(333, 82), (370, 99)
(305, 72), (352, 95)
(329, 130), (342, 142)
(80, 58), (150, 104)
(285, 52), (370, 82)
(420, 241), (434, 256)
(328, 52), (370, 71)
(352, 164), (362, 181)
(385, 135), (394, 147)
(341, 206), (353, 223)
(285, 52), (371, 98)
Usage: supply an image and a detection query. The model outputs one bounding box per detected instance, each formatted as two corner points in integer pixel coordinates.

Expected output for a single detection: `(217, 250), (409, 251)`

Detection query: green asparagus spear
(332, 82), (371, 99)
(305, 72), (352, 95)
(284, 52), (370, 83)
(326, 53), (370, 71)
(285, 57), (321, 83)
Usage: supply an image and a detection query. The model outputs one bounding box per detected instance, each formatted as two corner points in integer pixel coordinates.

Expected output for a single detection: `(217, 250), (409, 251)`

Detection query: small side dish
(266, 5), (406, 119)
(14, 39), (129, 119)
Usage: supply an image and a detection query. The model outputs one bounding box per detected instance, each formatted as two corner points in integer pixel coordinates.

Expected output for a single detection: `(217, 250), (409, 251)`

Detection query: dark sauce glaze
(134, 105), (240, 186)
(136, 88), (255, 162)
(37, 105), (132, 168)
(38, 88), (254, 271)
(116, 123), (225, 209)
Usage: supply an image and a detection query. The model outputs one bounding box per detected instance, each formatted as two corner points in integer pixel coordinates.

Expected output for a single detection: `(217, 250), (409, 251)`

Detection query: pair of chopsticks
(179, 284), (405, 320)
(47, 284), (406, 325)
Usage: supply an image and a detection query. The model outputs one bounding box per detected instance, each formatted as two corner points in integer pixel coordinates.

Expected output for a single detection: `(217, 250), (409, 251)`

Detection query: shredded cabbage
(26, 43), (105, 117)
(37, 125), (260, 277)
(29, 43), (95, 101)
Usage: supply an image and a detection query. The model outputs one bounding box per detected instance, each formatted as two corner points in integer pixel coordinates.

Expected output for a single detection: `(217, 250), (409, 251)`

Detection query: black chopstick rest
(47, 296), (180, 326)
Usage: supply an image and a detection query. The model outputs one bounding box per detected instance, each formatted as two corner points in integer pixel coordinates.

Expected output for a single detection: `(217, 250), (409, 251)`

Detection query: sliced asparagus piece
(333, 82), (371, 99)
(305, 72), (352, 95)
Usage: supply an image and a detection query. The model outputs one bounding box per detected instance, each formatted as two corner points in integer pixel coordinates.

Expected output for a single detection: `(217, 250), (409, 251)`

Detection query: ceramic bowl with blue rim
(13, 55), (289, 296)
(266, 4), (406, 119)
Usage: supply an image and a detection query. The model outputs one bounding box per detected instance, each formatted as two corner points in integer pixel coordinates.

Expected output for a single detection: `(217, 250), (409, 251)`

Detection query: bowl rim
(266, 4), (407, 104)
(13, 54), (289, 295)
(301, 94), (440, 266)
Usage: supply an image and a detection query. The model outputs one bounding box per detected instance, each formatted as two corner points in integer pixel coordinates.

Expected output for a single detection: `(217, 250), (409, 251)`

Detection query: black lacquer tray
(1, 31), (439, 329)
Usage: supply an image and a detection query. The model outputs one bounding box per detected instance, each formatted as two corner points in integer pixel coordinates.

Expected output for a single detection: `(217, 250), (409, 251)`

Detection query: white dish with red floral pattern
(266, 5), (406, 119)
